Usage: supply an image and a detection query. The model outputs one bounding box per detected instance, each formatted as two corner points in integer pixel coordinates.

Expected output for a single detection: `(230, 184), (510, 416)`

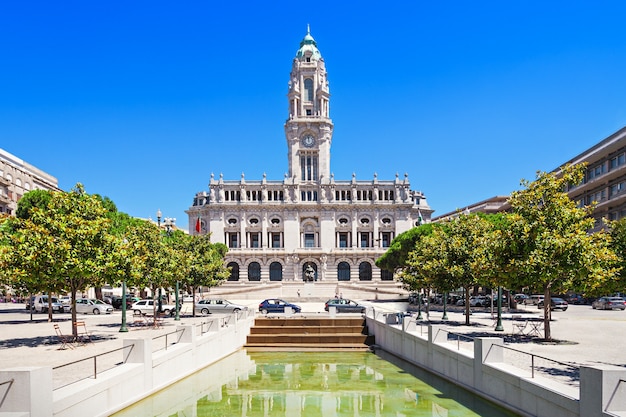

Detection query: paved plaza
(0, 300), (624, 371)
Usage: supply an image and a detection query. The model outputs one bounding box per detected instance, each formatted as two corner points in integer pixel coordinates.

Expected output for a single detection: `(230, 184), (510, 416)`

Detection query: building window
(304, 233), (315, 247)
(381, 269), (394, 281)
(304, 78), (313, 101)
(359, 232), (370, 248)
(250, 233), (260, 248)
(610, 181), (626, 197)
(227, 262), (239, 281)
(248, 262), (261, 281)
(337, 262), (350, 281)
(269, 262), (282, 281)
(227, 233), (239, 248)
(380, 232), (392, 248)
(359, 262), (372, 281)
(610, 154), (626, 170)
(300, 153), (318, 181)
(338, 233), (349, 248)
(270, 233), (282, 248)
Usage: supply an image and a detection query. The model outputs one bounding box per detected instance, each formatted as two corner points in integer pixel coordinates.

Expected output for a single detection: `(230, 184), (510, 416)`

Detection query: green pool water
(113, 349), (520, 417)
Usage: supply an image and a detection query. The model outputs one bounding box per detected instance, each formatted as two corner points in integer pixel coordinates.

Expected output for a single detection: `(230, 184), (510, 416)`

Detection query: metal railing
(152, 328), (185, 353)
(0, 378), (14, 409)
(434, 328), (475, 351)
(486, 343), (580, 388)
(52, 344), (134, 390)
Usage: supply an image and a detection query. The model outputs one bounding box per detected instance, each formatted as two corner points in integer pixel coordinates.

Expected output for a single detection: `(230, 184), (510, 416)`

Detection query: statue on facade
(304, 263), (315, 282)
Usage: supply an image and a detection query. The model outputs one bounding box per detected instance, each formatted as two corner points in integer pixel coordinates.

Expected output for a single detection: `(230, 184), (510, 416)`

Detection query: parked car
(537, 297), (568, 311)
(258, 299), (301, 314)
(514, 294), (529, 304)
(592, 296), (626, 310)
(195, 299), (247, 315)
(564, 293), (587, 305)
(131, 299), (178, 316)
(75, 298), (114, 314)
(524, 295), (545, 305)
(456, 296), (490, 307)
(111, 295), (139, 309)
(324, 298), (366, 313)
(31, 295), (70, 313)
(59, 295), (72, 306)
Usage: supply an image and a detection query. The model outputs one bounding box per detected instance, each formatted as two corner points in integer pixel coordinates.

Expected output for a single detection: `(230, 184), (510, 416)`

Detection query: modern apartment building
(434, 126), (626, 229)
(187, 29), (432, 282)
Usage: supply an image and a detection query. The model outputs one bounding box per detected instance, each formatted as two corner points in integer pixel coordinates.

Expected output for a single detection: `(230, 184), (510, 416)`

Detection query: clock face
(302, 135), (315, 147)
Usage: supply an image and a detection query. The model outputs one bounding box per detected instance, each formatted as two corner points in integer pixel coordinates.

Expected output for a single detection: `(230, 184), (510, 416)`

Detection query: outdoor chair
(133, 310), (146, 327)
(53, 324), (75, 350)
(511, 315), (528, 336)
(74, 321), (92, 344)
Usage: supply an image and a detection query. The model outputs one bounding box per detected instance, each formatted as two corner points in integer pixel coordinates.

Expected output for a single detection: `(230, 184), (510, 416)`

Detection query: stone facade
(187, 29), (432, 282)
(0, 148), (60, 215)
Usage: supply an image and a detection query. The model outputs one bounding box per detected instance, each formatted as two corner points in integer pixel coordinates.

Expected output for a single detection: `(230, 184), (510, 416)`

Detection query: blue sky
(2, 1), (626, 230)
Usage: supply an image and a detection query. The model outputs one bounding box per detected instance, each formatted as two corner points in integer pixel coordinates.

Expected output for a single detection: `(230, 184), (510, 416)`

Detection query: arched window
(269, 262), (283, 281)
(380, 269), (394, 281)
(227, 262), (239, 281)
(337, 262), (350, 281)
(359, 262), (372, 281)
(248, 262), (261, 281)
(304, 78), (313, 101)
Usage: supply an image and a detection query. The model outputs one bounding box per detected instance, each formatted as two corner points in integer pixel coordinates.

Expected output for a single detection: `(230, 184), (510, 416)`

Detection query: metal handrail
(0, 378), (14, 408)
(435, 328), (475, 351)
(486, 343), (580, 382)
(52, 344), (135, 389)
(152, 328), (185, 352)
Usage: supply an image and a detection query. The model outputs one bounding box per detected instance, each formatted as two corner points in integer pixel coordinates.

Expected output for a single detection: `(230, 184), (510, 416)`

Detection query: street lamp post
(119, 279), (128, 332)
(156, 209), (163, 313)
(416, 289), (423, 320)
(119, 238), (129, 333)
(163, 216), (179, 321)
(495, 286), (504, 331)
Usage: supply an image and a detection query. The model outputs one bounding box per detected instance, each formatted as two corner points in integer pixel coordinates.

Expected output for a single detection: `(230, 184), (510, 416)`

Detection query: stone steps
(245, 316), (374, 350)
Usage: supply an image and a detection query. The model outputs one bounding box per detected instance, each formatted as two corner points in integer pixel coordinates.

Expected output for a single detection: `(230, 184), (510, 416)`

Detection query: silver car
(75, 298), (114, 315)
(195, 299), (246, 315)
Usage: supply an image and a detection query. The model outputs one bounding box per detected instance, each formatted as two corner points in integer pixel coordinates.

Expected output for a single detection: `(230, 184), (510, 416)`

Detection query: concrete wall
(0, 314), (254, 417)
(366, 314), (626, 417)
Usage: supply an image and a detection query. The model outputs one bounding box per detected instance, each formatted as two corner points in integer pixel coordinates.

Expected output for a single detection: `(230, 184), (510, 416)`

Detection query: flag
(417, 209), (423, 225)
(195, 217), (201, 233)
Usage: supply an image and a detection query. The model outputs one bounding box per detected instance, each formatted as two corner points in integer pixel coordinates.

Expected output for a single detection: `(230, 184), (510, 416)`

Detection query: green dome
(295, 27), (322, 60)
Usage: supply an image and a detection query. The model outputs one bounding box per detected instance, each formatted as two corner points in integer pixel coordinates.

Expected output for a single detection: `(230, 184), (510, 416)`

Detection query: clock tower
(285, 26), (333, 183)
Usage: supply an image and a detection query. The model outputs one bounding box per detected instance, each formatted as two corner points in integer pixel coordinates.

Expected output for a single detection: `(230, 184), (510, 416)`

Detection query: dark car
(592, 296), (626, 310)
(258, 299), (301, 314)
(537, 297), (568, 311)
(324, 298), (366, 313)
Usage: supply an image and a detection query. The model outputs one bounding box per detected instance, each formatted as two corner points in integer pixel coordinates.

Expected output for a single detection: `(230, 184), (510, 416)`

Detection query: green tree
(376, 224), (435, 276)
(15, 189), (52, 219)
(0, 214), (58, 320)
(608, 217), (626, 294)
(503, 164), (619, 340)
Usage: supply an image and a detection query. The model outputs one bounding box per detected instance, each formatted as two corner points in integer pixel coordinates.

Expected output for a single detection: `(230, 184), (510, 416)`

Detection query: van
(525, 294), (545, 305)
(31, 295), (69, 313)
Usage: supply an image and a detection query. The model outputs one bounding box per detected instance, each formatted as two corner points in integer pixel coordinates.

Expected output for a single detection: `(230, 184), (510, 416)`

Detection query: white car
(75, 298), (114, 315)
(195, 299), (246, 315)
(31, 295), (70, 313)
(131, 299), (178, 316)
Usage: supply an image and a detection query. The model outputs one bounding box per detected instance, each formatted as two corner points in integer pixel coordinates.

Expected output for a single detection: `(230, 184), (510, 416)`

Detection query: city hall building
(187, 29), (432, 283)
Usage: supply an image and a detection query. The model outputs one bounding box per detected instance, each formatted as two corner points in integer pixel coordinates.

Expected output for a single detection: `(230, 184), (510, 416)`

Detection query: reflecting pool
(113, 349), (520, 416)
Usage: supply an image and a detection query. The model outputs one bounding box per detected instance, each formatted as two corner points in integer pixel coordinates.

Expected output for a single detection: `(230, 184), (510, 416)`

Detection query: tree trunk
(465, 286), (471, 325)
(543, 287), (551, 341)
